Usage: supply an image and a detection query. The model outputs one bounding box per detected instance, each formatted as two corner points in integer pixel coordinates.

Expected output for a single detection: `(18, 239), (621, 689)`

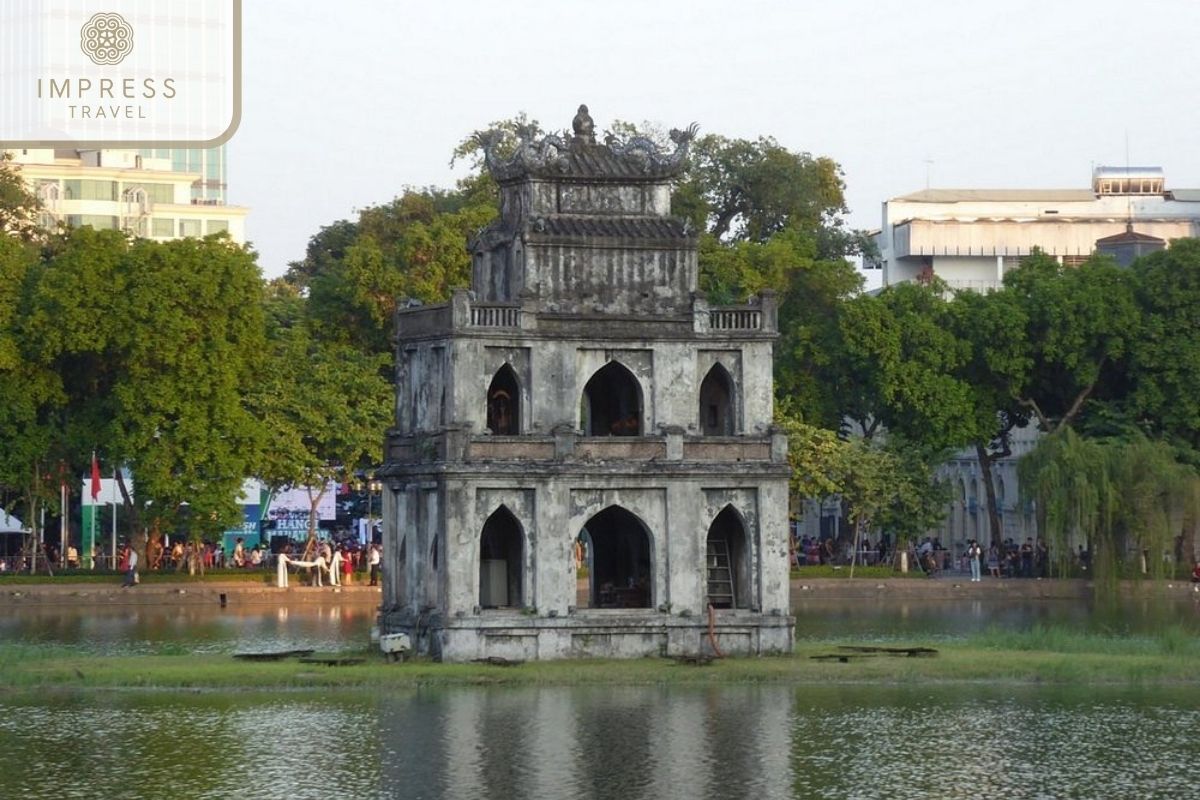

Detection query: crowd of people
(789, 528), (1084, 580)
(791, 533), (894, 568)
(1, 534), (383, 589)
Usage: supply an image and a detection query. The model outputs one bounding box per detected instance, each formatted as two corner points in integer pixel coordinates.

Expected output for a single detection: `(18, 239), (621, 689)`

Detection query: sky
(229, 0), (1200, 279)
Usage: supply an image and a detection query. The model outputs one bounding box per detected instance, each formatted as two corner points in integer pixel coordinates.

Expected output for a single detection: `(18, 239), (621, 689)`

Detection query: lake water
(2, 685), (1197, 799)
(3, 595), (1198, 655)
(3, 597), (1199, 798)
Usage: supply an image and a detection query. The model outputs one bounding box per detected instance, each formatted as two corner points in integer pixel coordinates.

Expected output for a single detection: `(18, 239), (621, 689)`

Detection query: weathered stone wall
(380, 471), (791, 621)
(393, 333), (775, 438)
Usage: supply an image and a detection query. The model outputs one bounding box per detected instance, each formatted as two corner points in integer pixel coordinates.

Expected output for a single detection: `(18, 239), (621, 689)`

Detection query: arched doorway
(581, 362), (642, 436)
(706, 506), (750, 609)
(699, 364), (735, 435)
(486, 364), (520, 435)
(578, 506), (652, 608)
(479, 507), (523, 608)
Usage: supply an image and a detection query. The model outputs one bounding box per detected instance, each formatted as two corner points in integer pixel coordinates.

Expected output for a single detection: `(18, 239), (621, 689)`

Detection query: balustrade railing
(709, 308), (762, 331)
(470, 304), (520, 328)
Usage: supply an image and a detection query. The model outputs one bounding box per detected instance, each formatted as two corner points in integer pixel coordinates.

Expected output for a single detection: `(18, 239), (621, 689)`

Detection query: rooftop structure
(872, 166), (1200, 289)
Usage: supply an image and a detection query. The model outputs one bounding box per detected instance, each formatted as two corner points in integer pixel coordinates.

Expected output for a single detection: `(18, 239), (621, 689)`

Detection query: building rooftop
(893, 189), (1097, 203)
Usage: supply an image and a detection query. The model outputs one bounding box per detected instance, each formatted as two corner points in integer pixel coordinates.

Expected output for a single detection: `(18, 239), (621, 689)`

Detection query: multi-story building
(871, 166), (1200, 287)
(378, 107), (794, 661)
(5, 147), (247, 243)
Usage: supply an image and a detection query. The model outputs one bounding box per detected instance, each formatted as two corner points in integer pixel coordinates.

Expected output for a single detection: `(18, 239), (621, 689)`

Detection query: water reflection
(3, 596), (1198, 657)
(381, 686), (794, 800)
(0, 604), (377, 655)
(2, 686), (1198, 799)
(793, 596), (1200, 641)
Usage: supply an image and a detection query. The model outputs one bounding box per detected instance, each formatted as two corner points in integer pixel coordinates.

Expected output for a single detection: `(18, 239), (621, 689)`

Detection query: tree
(839, 281), (977, 455)
(23, 229), (266, 565)
(0, 152), (44, 242)
(289, 189), (496, 357)
(676, 134), (848, 247)
(249, 317), (392, 552)
(1019, 429), (1200, 585)
(0, 233), (62, 568)
(778, 408), (948, 573)
(1004, 251), (1140, 434)
(1127, 239), (1200, 456)
(948, 288), (1031, 543)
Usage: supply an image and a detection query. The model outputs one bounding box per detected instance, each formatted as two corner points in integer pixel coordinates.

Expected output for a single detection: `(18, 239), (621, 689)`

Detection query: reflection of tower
(380, 106), (794, 661)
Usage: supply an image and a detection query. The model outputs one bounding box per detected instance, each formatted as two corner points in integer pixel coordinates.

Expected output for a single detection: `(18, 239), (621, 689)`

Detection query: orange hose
(706, 603), (724, 659)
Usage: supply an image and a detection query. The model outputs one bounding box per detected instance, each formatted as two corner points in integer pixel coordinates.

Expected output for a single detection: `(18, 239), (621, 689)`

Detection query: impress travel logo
(80, 12), (135, 66)
(2, 1), (241, 147)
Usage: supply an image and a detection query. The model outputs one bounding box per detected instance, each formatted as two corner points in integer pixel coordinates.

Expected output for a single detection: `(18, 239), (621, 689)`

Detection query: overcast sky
(229, 0), (1200, 279)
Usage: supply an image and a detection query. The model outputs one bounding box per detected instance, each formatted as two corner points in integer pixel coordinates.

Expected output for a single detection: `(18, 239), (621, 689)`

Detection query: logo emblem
(80, 12), (134, 66)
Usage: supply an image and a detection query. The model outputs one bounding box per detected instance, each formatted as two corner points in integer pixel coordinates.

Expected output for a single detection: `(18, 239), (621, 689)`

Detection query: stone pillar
(552, 423), (576, 459)
(691, 292), (710, 333)
(759, 288), (778, 333)
(663, 425), (684, 461)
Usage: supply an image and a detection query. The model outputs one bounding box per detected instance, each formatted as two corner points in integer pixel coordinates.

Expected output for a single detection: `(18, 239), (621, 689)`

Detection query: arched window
(581, 362), (642, 436)
(699, 364), (735, 436)
(487, 364), (520, 435)
(577, 506), (652, 609)
(706, 506), (750, 609)
(479, 507), (523, 608)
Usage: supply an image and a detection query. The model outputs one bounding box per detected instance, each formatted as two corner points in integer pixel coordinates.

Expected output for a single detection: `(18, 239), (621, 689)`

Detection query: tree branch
(1055, 379), (1099, 434)
(1019, 397), (1051, 433)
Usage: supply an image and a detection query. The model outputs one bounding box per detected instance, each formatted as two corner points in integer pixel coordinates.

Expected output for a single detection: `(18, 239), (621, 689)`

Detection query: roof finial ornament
(572, 104), (595, 146)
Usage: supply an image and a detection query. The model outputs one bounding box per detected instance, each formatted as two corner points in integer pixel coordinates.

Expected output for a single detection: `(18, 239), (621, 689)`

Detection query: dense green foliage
(0, 223), (389, 560)
(6, 119), (1200, 585)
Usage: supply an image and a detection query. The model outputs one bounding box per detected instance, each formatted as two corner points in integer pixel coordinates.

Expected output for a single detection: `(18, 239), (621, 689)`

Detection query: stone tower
(378, 107), (794, 661)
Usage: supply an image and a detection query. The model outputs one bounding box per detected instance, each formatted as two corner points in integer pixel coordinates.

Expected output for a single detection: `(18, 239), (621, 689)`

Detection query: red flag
(90, 451), (101, 501)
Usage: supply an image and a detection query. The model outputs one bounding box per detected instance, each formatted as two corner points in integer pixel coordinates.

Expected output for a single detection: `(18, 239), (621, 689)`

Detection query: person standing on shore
(967, 540), (982, 582)
(121, 546), (139, 588)
(368, 542), (381, 586)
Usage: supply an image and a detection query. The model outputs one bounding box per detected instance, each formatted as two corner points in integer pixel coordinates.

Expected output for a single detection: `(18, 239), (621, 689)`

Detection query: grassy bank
(3, 626), (1197, 691)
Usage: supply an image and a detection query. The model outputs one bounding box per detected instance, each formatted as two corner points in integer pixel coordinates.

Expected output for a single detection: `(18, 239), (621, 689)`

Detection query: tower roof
(477, 106), (699, 184)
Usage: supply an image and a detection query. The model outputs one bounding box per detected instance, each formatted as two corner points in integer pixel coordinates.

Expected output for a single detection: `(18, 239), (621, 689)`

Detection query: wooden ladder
(706, 538), (735, 609)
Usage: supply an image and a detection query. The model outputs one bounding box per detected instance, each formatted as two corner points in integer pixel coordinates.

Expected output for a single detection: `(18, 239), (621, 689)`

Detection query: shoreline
(2, 575), (1198, 606)
(0, 580), (383, 605)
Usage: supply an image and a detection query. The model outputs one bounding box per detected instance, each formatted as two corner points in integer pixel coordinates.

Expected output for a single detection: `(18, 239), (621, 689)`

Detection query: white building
(872, 166), (1200, 288)
(4, 147), (248, 243)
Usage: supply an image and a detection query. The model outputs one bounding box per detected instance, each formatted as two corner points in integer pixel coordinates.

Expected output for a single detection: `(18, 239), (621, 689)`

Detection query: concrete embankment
(789, 576), (1200, 601)
(0, 581), (383, 606)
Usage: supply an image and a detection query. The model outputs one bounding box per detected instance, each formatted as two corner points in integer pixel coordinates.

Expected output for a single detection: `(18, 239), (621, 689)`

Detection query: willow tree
(1018, 429), (1200, 588)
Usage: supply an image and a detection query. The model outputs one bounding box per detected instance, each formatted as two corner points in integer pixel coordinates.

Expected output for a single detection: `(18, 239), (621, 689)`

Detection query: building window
(581, 361), (642, 436)
(63, 180), (117, 201)
(65, 215), (119, 230)
(486, 364), (520, 435)
(179, 219), (202, 237)
(699, 363), (735, 435)
(206, 219), (228, 234)
(152, 218), (175, 238)
(122, 183), (175, 204)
